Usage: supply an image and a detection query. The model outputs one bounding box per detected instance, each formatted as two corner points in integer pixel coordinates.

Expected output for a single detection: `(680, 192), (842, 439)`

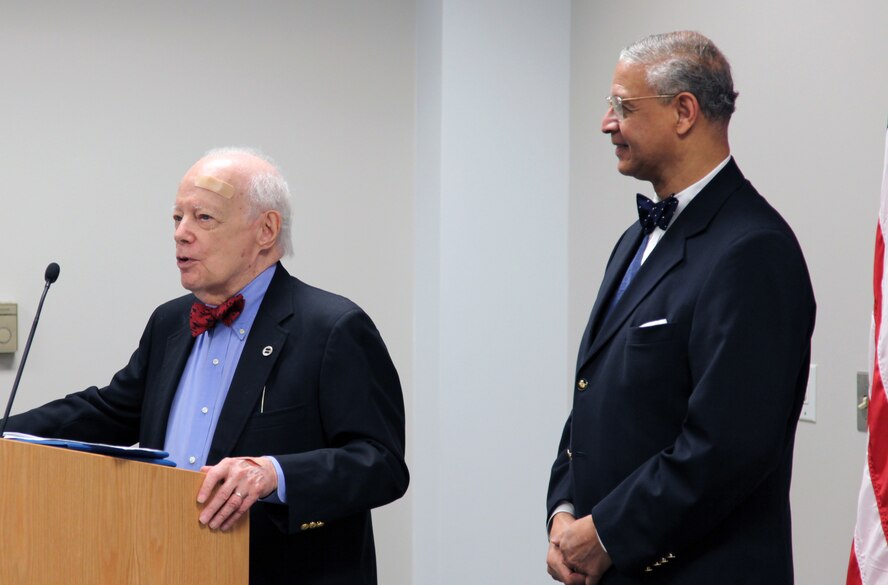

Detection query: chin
(179, 277), (199, 294)
(616, 163), (636, 178)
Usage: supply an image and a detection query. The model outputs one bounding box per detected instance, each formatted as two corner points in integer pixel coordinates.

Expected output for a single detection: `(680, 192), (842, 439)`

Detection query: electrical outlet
(858, 372), (869, 433)
(0, 303), (16, 354)
(800, 364), (817, 423)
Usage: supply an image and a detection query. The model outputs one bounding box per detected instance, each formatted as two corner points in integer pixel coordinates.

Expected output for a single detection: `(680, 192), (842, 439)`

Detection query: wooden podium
(0, 438), (249, 584)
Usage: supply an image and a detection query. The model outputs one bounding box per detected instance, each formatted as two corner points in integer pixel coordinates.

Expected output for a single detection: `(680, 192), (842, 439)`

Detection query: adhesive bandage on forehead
(194, 174), (235, 199)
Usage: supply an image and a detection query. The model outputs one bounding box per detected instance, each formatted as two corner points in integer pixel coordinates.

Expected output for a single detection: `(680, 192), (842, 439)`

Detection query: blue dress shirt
(164, 264), (287, 501)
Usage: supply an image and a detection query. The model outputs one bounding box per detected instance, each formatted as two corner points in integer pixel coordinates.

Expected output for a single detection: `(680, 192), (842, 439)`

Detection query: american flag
(848, 125), (888, 584)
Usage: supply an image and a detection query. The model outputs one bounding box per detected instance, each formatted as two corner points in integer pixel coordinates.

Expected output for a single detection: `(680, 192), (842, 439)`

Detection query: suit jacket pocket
(622, 323), (689, 413)
(627, 322), (676, 345)
(236, 403), (323, 455)
(246, 403), (310, 430)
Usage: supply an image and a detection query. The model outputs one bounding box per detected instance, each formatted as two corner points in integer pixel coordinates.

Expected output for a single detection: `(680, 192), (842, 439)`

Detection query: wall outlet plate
(800, 364), (817, 423)
(858, 371), (869, 433)
(0, 303), (17, 354)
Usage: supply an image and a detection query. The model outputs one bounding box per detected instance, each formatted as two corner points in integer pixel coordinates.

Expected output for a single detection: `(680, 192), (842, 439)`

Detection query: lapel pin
(262, 345), (273, 357)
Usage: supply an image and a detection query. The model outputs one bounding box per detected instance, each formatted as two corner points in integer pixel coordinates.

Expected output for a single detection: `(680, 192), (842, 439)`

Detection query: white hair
(204, 146), (294, 257)
(620, 31), (738, 124)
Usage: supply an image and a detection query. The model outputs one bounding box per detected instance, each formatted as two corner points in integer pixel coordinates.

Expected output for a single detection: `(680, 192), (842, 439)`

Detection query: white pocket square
(639, 318), (668, 328)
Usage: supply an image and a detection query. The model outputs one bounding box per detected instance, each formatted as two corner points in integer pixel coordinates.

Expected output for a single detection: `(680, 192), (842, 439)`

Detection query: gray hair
(620, 31), (738, 124)
(204, 146), (293, 257)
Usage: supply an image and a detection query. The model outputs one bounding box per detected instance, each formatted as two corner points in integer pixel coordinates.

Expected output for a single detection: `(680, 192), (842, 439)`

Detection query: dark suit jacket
(548, 159), (815, 584)
(8, 263), (409, 585)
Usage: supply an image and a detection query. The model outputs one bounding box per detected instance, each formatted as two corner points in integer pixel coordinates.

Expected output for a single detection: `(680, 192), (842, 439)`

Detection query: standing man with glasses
(546, 31), (815, 584)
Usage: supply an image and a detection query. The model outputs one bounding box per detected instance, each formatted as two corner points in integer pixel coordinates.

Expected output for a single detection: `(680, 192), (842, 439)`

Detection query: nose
(601, 108), (619, 134)
(174, 217), (193, 244)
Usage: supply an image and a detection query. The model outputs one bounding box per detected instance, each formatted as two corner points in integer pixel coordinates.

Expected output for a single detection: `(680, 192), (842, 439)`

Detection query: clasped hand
(547, 513), (612, 585)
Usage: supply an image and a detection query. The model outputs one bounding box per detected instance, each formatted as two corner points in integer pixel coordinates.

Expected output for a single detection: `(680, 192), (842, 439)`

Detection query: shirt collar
(226, 264), (277, 340)
(665, 155), (732, 226)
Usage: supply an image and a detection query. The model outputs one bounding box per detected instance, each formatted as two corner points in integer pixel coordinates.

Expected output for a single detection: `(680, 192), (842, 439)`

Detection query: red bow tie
(189, 294), (245, 337)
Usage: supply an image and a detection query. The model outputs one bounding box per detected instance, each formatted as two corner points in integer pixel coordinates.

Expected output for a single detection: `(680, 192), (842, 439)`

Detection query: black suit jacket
(548, 160), (815, 584)
(8, 263), (409, 585)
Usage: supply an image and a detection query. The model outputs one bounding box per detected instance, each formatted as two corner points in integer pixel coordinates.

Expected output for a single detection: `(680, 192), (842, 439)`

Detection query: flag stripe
(871, 221), (888, 537)
(849, 124), (888, 585)
(848, 544), (863, 585)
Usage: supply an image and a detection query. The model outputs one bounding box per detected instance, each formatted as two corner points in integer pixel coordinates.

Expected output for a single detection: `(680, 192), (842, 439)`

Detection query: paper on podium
(1, 432), (177, 466)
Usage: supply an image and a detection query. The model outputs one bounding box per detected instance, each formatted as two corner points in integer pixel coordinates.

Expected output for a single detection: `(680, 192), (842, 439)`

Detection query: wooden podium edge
(0, 438), (249, 585)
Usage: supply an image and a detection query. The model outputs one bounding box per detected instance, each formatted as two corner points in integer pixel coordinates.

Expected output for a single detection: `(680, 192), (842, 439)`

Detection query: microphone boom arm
(0, 263), (59, 436)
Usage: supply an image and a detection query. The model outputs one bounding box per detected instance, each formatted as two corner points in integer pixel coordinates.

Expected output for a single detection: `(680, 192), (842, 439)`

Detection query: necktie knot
(189, 294), (245, 337)
(636, 194), (678, 234)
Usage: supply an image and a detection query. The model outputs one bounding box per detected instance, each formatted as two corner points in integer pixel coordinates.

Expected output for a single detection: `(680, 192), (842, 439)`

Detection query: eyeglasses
(606, 94), (677, 121)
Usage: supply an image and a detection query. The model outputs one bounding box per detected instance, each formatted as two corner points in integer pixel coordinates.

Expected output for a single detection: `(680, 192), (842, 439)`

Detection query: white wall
(0, 2), (415, 584)
(570, 2), (887, 583)
(413, 1), (571, 583)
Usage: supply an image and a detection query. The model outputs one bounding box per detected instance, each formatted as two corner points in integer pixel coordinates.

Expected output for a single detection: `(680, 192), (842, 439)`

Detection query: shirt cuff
(547, 501), (608, 553)
(260, 455), (288, 504)
(548, 501), (576, 534)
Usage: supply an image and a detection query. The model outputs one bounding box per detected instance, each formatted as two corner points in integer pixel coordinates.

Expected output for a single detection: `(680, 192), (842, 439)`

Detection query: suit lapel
(577, 159), (746, 373)
(207, 264), (294, 463)
(583, 230), (686, 369)
(142, 325), (194, 449)
(576, 227), (644, 369)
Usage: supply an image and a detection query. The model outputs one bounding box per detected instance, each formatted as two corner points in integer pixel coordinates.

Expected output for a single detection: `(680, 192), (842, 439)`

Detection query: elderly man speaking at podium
(6, 147), (409, 585)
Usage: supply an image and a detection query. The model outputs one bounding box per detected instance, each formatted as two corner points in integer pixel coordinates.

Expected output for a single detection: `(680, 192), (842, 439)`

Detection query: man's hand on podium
(196, 456), (278, 531)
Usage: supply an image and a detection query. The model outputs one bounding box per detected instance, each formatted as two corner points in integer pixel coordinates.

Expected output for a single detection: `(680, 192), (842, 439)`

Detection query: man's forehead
(174, 186), (232, 212)
(183, 156), (241, 200)
(194, 174), (235, 199)
(612, 61), (648, 92)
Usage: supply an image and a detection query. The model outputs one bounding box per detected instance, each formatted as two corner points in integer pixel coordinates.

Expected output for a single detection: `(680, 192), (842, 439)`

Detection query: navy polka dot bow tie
(636, 194), (678, 234)
(189, 294), (245, 337)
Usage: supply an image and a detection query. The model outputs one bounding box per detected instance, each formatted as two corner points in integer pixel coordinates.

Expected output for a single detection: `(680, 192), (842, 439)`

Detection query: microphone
(0, 262), (61, 437)
(45, 262), (60, 284)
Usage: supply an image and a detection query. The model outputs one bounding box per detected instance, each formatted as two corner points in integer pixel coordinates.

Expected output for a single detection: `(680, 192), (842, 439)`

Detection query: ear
(256, 210), (283, 251)
(674, 92), (699, 136)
